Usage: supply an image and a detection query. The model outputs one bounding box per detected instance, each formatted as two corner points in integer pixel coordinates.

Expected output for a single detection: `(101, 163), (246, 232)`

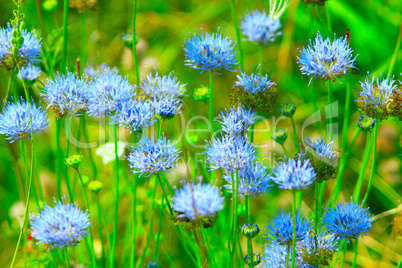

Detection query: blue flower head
(141, 70), (186, 98)
(184, 30), (237, 73)
(298, 230), (338, 266)
(109, 97), (156, 133)
(0, 23), (42, 69)
(42, 71), (90, 119)
(322, 201), (372, 243)
(152, 95), (183, 120)
(263, 239), (311, 268)
(87, 71), (136, 117)
(217, 105), (257, 136)
(297, 32), (357, 83)
(235, 72), (276, 94)
(356, 74), (397, 120)
(84, 63), (117, 80)
(0, 98), (49, 143)
(205, 135), (257, 172)
(127, 134), (180, 177)
(30, 198), (91, 249)
(240, 10), (282, 45)
(272, 158), (316, 190)
(223, 162), (273, 197)
(17, 64), (41, 85)
(265, 211), (312, 245)
(147, 262), (161, 268)
(172, 177), (224, 221)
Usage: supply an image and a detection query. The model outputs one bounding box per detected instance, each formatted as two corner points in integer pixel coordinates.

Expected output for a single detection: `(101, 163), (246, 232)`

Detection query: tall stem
(352, 238), (358, 268)
(285, 243), (290, 268)
(362, 122), (378, 205)
(56, 120), (62, 198)
(230, 0), (243, 71)
(340, 240), (347, 268)
(291, 190), (297, 268)
(82, 116), (97, 178)
(290, 117), (298, 154)
(61, 0), (69, 72)
(258, 45), (264, 74)
(110, 124), (120, 267)
(209, 72), (214, 137)
(130, 135), (138, 268)
(327, 81), (333, 141)
(132, 0), (140, 85)
(63, 248), (70, 268)
(245, 196), (253, 268)
(314, 182), (319, 234)
(388, 23), (402, 75)
(353, 132), (374, 202)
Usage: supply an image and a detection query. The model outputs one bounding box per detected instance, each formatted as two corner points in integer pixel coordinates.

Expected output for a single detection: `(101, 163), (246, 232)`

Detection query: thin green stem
(157, 172), (173, 216)
(285, 244), (290, 268)
(314, 182), (319, 234)
(362, 122), (378, 206)
(353, 132), (374, 202)
(64, 248), (70, 268)
(281, 144), (289, 158)
(56, 120), (62, 199)
(34, 0), (46, 39)
(230, 0), (243, 71)
(397, 256), (402, 268)
(95, 194), (106, 267)
(33, 139), (44, 202)
(209, 72), (214, 137)
(291, 190), (297, 268)
(341, 72), (352, 156)
(110, 124), (120, 267)
(352, 238), (358, 268)
(388, 23), (402, 75)
(154, 193), (164, 261)
(81, 12), (86, 69)
(132, 0), (140, 85)
(331, 239), (346, 267)
(245, 196), (253, 268)
(60, 0), (69, 72)
(291, 117), (298, 154)
(340, 240), (347, 268)
(130, 135), (138, 268)
(82, 116), (97, 178)
(327, 81), (333, 141)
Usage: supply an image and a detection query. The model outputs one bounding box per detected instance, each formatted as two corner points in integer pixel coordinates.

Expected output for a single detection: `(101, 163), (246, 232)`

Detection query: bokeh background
(0, 0), (402, 266)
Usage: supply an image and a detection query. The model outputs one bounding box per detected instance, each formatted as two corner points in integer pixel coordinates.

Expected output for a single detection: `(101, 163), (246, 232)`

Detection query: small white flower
(96, 141), (127, 164)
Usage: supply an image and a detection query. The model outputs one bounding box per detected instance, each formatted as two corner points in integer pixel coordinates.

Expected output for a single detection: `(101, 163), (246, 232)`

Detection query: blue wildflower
(126, 134), (180, 177)
(0, 98), (49, 143)
(235, 72), (276, 94)
(172, 177), (224, 221)
(184, 30), (237, 73)
(205, 135), (257, 172)
(240, 10), (282, 45)
(322, 201), (372, 242)
(303, 135), (337, 160)
(298, 230), (338, 266)
(84, 63), (117, 80)
(109, 97), (156, 133)
(151, 95), (183, 120)
(141, 70), (186, 98)
(297, 32), (357, 83)
(17, 64), (41, 85)
(223, 162), (273, 197)
(265, 211), (312, 245)
(147, 262), (161, 268)
(30, 198), (91, 249)
(356, 74), (397, 120)
(0, 23), (42, 69)
(217, 105), (257, 136)
(87, 71), (135, 117)
(263, 239), (312, 268)
(272, 158), (316, 190)
(42, 71), (90, 119)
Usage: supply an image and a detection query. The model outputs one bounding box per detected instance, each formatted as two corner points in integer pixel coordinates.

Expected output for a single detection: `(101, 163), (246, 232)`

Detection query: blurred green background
(0, 0), (402, 266)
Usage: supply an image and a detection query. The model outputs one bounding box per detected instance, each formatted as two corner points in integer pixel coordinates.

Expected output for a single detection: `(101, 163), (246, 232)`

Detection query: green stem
(258, 45), (264, 73)
(397, 256), (402, 268)
(341, 72), (352, 157)
(34, 0), (46, 40)
(388, 23), (402, 75)
(327, 81), (333, 141)
(63, 247), (70, 268)
(290, 117), (298, 154)
(60, 0), (69, 72)
(154, 192), (164, 261)
(285, 244), (290, 268)
(314, 182), (319, 234)
(353, 132), (374, 202)
(352, 238), (358, 268)
(245, 196), (253, 268)
(291, 190), (297, 268)
(233, 169), (240, 262)
(130, 135), (138, 268)
(95, 195), (106, 267)
(132, 0), (140, 85)
(340, 240), (347, 268)
(209, 72), (214, 137)
(33, 139), (44, 202)
(81, 12), (86, 69)
(331, 239), (346, 267)
(56, 120), (62, 199)
(157, 172), (173, 216)
(281, 144), (289, 158)
(110, 124), (120, 267)
(82, 116), (97, 178)
(362, 122), (378, 206)
(230, 0), (243, 71)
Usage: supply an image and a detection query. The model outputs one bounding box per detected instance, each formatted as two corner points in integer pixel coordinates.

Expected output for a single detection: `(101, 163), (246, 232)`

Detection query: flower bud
(88, 181), (103, 194)
(358, 115), (375, 132)
(64, 153), (83, 169)
(280, 103), (296, 118)
(147, 261), (161, 268)
(242, 223), (260, 239)
(244, 253), (261, 266)
(193, 86), (210, 102)
(121, 33), (139, 49)
(272, 129), (288, 145)
(17, 36), (25, 46)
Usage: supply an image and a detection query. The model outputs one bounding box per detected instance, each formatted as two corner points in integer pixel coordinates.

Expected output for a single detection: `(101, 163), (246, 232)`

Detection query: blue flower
(127, 134), (180, 177)
(322, 201), (372, 242)
(205, 135), (257, 172)
(42, 71), (90, 119)
(217, 105), (257, 136)
(109, 97), (156, 132)
(297, 32), (357, 83)
(87, 71), (136, 117)
(235, 72), (276, 94)
(223, 162), (273, 197)
(240, 10), (282, 45)
(298, 230), (338, 266)
(30, 198), (91, 249)
(147, 262), (161, 268)
(357, 74), (396, 107)
(151, 95), (183, 120)
(263, 239), (312, 268)
(0, 23), (42, 69)
(84, 63), (117, 80)
(184, 30), (237, 73)
(17, 64), (41, 84)
(0, 98), (49, 143)
(172, 177), (224, 221)
(265, 211), (312, 245)
(300, 135), (338, 165)
(272, 158), (316, 190)
(141, 70), (186, 98)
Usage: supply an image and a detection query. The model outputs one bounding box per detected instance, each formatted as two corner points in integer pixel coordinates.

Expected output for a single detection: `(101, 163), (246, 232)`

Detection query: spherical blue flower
(151, 95), (183, 120)
(223, 162), (273, 197)
(0, 23), (42, 69)
(300, 135), (338, 166)
(322, 201), (372, 242)
(109, 97), (156, 132)
(265, 211), (312, 245)
(240, 10), (282, 45)
(0, 98), (49, 143)
(84, 63), (117, 80)
(87, 71), (136, 117)
(30, 198), (91, 249)
(263, 239), (311, 268)
(272, 158), (316, 190)
(217, 105), (257, 136)
(235, 72), (276, 94)
(127, 134), (180, 177)
(42, 71), (90, 119)
(172, 177), (224, 221)
(141, 70), (186, 98)
(298, 230), (338, 266)
(17, 64), (41, 84)
(184, 30), (237, 73)
(297, 32), (357, 83)
(205, 135), (257, 172)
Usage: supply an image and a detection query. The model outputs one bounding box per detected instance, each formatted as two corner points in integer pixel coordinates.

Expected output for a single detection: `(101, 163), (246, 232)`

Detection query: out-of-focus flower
(88, 181), (103, 194)
(263, 239), (309, 267)
(17, 64), (41, 86)
(141, 70), (186, 98)
(358, 115), (375, 132)
(193, 85), (210, 102)
(84, 63), (117, 80)
(69, 0), (98, 12)
(96, 141), (127, 165)
(64, 153), (83, 169)
(240, 10), (282, 45)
